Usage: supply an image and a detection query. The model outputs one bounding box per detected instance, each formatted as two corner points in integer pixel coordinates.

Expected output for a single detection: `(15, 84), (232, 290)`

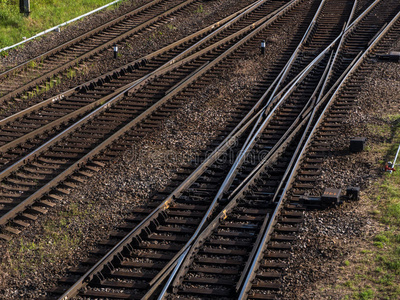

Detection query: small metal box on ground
(387, 51), (400, 62)
(377, 51), (400, 62)
(321, 188), (341, 206)
(346, 186), (360, 201)
(350, 137), (366, 153)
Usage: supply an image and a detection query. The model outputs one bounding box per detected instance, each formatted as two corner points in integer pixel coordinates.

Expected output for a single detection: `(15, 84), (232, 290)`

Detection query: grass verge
(339, 115), (400, 300)
(0, 0), (124, 50)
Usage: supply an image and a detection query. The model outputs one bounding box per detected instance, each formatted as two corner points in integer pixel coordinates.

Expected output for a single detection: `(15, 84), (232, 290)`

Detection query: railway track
(0, 0), (250, 106)
(164, 5), (400, 300)
(34, 0), (327, 298)
(288, 0), (400, 213)
(237, 1), (400, 298)
(0, 0), (398, 298)
(0, 0), (290, 167)
(31, 0), (400, 299)
(0, 0), (311, 239)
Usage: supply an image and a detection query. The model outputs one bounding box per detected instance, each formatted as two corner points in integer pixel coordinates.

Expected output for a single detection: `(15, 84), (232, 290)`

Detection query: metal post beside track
(19, 0), (30, 16)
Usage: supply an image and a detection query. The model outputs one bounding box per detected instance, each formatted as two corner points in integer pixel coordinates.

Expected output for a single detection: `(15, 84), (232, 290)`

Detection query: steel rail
(0, 0), (292, 182)
(227, 0), (372, 180)
(219, 0), (382, 198)
(162, 112), (310, 299)
(236, 8), (400, 299)
(264, 0), (326, 108)
(235, 0), (355, 158)
(347, 0), (358, 30)
(157, 2), (390, 296)
(137, 0), (313, 292)
(220, 0), (359, 195)
(219, 40), (336, 196)
(235, 50), (334, 298)
(0, 0), (255, 128)
(237, 3), (374, 294)
(63, 3), (398, 299)
(0, 0), (261, 152)
(157, 25), (336, 300)
(0, 0), (300, 231)
(236, 88), (319, 300)
(237, 51), (343, 299)
(232, 0), (326, 161)
(54, 44), (278, 300)
(231, 51), (333, 201)
(236, 26), (354, 203)
(49, 1), (308, 297)
(304, 10), (400, 169)
(0, 0), (282, 144)
(155, 21), (341, 300)
(55, 108), (259, 299)
(0, 0), (200, 104)
(0, 54), (213, 224)
(156, 247), (190, 300)
(146, 4), (360, 294)
(157, 0), (290, 66)
(126, 0), (301, 95)
(236, 0), (358, 200)
(158, 97), (311, 298)
(146, 64), (317, 298)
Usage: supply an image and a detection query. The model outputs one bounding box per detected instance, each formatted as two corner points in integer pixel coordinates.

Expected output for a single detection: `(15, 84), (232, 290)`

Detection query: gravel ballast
(0, 0), (255, 118)
(0, 2), (310, 296)
(280, 38), (400, 299)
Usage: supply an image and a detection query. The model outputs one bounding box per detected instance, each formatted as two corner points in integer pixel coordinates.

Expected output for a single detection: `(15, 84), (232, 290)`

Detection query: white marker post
(260, 40), (266, 55)
(113, 44), (118, 59)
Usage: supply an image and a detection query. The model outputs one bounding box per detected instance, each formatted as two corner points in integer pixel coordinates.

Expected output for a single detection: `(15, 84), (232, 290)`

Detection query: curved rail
(0, 0), (298, 232)
(25, 0), (400, 299)
(153, 1), (400, 298)
(47, 0), (313, 298)
(238, 3), (400, 299)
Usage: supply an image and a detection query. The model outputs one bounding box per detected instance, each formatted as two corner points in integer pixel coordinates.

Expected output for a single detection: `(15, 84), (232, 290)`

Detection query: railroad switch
(321, 188), (342, 206)
(350, 137), (366, 153)
(301, 187), (359, 209)
(298, 195), (322, 209)
(346, 186), (360, 201)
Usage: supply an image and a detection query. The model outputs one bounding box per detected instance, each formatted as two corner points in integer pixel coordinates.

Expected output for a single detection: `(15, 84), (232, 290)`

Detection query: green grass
(0, 0), (123, 49)
(195, 4), (204, 14)
(338, 114), (400, 299)
(0, 201), (92, 278)
(355, 288), (374, 300)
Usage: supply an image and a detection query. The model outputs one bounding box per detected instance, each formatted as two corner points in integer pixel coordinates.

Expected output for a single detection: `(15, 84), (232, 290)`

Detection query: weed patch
(0, 201), (92, 281)
(337, 115), (400, 299)
(195, 4), (204, 14)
